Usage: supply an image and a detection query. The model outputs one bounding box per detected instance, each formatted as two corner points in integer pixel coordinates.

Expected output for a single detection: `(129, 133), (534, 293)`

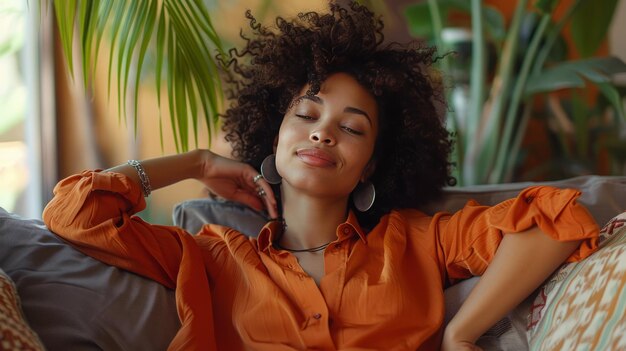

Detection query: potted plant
(405, 0), (626, 185)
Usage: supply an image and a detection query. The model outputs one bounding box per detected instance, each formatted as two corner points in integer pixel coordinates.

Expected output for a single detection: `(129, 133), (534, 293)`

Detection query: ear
(361, 158), (377, 182)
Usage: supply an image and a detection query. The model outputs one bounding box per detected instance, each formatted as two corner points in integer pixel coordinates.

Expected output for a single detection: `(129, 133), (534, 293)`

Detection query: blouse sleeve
(432, 186), (600, 282)
(43, 170), (222, 350)
(42, 170), (216, 289)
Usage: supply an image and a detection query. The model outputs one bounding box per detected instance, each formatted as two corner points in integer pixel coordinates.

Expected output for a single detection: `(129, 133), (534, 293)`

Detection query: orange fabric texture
(42, 171), (599, 351)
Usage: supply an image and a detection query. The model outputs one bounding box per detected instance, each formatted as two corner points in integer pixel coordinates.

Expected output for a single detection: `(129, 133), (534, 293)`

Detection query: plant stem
(468, 0), (485, 141)
(490, 14), (552, 183)
(503, 102), (532, 182)
(463, 0), (486, 185)
(427, 0), (462, 185)
(466, 0), (528, 184)
(427, 0), (445, 52)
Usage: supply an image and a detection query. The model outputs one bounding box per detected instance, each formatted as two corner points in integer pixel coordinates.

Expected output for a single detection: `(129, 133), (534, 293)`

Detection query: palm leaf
(51, 0), (226, 152)
(53, 1), (77, 74)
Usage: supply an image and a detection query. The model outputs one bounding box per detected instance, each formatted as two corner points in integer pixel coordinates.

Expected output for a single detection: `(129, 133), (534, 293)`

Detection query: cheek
(274, 125), (297, 174)
(276, 121), (307, 150)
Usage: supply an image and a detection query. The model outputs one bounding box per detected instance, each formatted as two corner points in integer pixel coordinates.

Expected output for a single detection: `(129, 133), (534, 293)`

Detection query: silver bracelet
(127, 160), (152, 197)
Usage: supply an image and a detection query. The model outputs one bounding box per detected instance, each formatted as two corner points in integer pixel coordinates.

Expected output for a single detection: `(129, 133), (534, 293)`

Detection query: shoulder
(194, 224), (263, 263)
(372, 209), (445, 275)
(388, 208), (448, 225)
(374, 208), (436, 238)
(194, 224), (257, 262)
(388, 208), (431, 222)
(189, 224), (265, 285)
(195, 224), (252, 248)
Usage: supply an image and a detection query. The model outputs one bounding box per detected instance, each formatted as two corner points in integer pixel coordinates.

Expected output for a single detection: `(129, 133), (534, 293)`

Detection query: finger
(261, 190), (278, 219)
(252, 184), (277, 219)
(256, 181), (278, 219)
(247, 171), (278, 219)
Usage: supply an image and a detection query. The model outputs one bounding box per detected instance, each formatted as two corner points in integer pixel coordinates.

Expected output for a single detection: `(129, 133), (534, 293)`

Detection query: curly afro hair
(220, 1), (455, 228)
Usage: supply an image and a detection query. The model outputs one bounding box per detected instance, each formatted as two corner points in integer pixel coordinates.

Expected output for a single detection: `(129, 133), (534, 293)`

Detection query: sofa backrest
(174, 175), (626, 235)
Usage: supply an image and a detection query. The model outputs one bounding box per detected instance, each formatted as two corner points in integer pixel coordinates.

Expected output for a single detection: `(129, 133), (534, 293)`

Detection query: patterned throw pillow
(0, 269), (45, 351)
(527, 211), (626, 350)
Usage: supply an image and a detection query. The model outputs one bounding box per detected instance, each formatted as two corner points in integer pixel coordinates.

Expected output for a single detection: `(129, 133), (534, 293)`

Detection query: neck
(278, 184), (349, 250)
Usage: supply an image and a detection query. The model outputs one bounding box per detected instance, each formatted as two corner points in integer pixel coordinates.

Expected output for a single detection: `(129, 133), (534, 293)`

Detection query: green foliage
(405, 0), (505, 41)
(51, 0), (226, 152)
(570, 0), (620, 57)
(522, 92), (626, 180)
(526, 57), (626, 120)
(404, 0), (626, 185)
(47, 0), (626, 180)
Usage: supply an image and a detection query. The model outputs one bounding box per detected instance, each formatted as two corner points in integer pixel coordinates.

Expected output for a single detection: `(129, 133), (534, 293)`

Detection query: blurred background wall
(1, 0), (625, 224)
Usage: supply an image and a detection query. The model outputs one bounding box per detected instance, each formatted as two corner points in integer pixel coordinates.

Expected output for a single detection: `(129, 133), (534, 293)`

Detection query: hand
(441, 331), (483, 351)
(196, 150), (279, 219)
(440, 340), (482, 351)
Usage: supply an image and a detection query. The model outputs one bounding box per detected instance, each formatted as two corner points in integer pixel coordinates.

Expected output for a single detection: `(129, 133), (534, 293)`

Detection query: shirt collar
(256, 210), (368, 252)
(343, 210), (368, 244)
(257, 219), (282, 252)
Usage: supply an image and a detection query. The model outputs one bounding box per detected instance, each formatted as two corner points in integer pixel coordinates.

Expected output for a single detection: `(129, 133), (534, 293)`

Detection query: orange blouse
(42, 171), (599, 351)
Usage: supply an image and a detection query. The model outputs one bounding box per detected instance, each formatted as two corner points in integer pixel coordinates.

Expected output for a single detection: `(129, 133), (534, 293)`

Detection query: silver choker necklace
(273, 241), (332, 253)
(271, 217), (331, 253)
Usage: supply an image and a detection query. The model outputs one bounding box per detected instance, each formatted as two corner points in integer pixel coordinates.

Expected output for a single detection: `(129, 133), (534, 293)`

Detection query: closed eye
(295, 114), (315, 120)
(342, 126), (364, 135)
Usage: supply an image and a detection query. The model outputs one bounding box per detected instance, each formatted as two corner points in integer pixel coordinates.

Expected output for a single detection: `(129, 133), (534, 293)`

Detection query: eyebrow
(297, 95), (373, 125)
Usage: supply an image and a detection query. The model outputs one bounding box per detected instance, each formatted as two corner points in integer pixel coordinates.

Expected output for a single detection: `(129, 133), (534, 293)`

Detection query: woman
(43, 3), (599, 350)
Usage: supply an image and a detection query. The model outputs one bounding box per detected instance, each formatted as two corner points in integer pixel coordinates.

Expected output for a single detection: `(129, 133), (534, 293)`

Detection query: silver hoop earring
(353, 181), (375, 212)
(261, 154), (282, 184)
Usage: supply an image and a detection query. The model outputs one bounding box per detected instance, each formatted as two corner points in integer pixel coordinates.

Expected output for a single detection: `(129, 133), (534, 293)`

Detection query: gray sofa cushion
(422, 175), (626, 227)
(173, 197), (268, 235)
(174, 175), (626, 235)
(0, 208), (180, 351)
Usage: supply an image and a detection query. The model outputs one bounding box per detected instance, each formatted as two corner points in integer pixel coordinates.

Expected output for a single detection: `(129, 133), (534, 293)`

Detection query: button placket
(280, 271), (333, 349)
(320, 240), (347, 324)
(260, 241), (334, 348)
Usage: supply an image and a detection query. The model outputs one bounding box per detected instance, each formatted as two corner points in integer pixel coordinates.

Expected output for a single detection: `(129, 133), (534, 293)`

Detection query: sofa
(1, 175), (625, 350)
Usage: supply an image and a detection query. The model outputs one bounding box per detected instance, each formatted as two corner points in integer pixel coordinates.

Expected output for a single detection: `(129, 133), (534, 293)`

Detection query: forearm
(107, 149), (278, 218)
(44, 150), (210, 233)
(444, 226), (581, 345)
(107, 149), (208, 191)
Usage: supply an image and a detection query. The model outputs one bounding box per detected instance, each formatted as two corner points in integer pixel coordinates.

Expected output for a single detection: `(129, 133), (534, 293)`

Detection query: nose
(310, 129), (336, 145)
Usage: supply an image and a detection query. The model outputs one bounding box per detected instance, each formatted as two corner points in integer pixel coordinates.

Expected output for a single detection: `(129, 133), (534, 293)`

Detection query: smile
(296, 148), (337, 167)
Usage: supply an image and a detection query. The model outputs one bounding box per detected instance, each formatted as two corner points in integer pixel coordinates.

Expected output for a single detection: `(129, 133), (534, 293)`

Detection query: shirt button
(343, 227), (351, 234)
(313, 313), (322, 320)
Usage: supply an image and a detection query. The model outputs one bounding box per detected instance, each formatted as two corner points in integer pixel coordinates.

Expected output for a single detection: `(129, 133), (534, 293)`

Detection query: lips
(296, 148), (337, 167)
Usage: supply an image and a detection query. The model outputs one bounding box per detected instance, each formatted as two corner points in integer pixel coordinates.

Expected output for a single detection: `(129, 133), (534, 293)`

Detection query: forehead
(294, 72), (378, 119)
